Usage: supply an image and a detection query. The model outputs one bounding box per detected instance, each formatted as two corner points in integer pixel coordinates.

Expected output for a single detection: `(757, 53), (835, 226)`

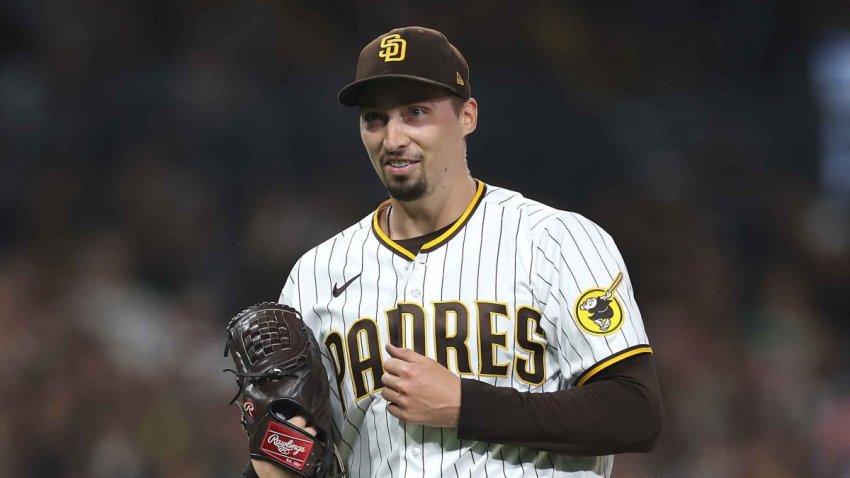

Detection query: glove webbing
(224, 303), (308, 404)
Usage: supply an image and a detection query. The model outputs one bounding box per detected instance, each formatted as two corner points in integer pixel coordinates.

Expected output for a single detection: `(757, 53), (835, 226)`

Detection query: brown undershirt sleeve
(456, 352), (663, 455)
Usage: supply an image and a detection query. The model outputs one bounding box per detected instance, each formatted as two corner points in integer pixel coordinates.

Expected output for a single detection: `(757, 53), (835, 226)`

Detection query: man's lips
(382, 158), (421, 174)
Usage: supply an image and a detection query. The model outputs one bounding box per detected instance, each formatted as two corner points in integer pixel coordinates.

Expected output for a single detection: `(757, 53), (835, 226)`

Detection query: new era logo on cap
(338, 26), (471, 106)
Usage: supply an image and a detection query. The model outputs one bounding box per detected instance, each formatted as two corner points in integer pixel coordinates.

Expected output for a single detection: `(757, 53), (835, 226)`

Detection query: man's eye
(362, 112), (381, 123)
(409, 107), (426, 117)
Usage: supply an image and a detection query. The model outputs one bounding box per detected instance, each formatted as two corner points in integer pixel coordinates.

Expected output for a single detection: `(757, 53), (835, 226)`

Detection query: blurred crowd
(2, 1), (849, 477)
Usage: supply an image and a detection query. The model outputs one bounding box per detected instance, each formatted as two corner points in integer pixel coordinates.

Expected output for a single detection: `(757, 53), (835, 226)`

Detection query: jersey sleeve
(532, 212), (652, 387)
(279, 255), (321, 331)
(279, 262), (301, 312)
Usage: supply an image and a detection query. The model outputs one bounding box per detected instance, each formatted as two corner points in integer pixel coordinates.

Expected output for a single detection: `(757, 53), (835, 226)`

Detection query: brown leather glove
(224, 303), (339, 477)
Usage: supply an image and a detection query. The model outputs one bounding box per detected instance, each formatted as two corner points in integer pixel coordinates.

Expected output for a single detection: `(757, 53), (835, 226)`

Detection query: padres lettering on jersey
(280, 181), (652, 478)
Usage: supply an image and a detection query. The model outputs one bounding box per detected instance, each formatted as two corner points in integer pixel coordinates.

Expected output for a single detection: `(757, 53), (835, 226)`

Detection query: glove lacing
(223, 355), (309, 405)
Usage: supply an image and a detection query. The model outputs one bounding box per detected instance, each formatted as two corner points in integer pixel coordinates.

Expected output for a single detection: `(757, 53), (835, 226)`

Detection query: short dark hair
(450, 95), (465, 117)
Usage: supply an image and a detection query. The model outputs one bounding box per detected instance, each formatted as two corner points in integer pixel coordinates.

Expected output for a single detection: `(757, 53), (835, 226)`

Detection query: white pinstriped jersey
(279, 181), (652, 478)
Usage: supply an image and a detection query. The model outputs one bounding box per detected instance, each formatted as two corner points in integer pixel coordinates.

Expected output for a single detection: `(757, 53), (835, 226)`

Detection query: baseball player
(264, 26), (662, 478)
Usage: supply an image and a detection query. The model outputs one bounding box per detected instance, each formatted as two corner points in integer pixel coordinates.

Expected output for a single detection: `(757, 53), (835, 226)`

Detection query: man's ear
(461, 98), (478, 136)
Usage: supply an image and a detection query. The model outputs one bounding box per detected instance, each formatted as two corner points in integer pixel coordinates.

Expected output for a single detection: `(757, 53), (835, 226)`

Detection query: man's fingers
(386, 402), (406, 421)
(384, 343), (406, 359)
(385, 343), (426, 362)
(382, 357), (407, 376)
(287, 415), (318, 437)
(381, 370), (401, 391)
(381, 386), (402, 405)
(288, 415), (309, 428)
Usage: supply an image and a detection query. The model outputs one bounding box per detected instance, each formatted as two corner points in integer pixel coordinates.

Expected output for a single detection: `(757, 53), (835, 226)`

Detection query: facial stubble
(383, 168), (429, 202)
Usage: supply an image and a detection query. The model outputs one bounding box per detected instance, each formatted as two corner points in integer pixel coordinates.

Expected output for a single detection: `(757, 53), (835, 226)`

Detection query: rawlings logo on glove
(261, 421), (314, 470)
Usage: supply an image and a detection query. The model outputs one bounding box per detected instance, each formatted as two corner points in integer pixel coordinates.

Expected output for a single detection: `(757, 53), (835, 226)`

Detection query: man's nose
(383, 118), (409, 152)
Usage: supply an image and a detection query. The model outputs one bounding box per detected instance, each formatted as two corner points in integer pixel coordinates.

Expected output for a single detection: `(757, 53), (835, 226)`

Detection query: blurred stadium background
(2, 1), (849, 477)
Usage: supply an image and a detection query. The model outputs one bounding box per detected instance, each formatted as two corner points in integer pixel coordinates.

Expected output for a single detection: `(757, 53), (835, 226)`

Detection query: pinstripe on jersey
(279, 181), (652, 478)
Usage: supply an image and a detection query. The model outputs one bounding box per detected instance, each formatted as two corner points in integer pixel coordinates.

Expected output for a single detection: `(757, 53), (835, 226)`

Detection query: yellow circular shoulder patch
(573, 286), (625, 336)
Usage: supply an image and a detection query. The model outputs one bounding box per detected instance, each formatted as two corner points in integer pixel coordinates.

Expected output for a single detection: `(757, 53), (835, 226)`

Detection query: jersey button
(410, 288), (422, 298)
(411, 447), (421, 457)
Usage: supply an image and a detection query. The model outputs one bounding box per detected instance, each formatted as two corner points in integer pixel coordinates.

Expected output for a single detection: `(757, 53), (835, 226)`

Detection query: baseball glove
(224, 302), (339, 478)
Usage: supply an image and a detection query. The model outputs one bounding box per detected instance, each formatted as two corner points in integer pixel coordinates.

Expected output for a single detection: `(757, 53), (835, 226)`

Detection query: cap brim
(338, 74), (465, 107)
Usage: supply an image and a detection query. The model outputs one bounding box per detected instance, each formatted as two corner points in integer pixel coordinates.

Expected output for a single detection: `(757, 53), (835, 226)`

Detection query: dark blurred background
(2, 1), (850, 477)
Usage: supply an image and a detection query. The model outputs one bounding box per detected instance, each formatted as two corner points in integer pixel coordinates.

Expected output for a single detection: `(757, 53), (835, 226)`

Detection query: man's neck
(388, 176), (477, 240)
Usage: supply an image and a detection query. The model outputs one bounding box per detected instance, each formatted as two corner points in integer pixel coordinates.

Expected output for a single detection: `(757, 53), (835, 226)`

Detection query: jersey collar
(372, 180), (487, 261)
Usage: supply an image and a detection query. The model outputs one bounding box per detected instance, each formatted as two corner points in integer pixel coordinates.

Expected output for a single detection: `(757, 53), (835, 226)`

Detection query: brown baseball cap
(338, 26), (471, 107)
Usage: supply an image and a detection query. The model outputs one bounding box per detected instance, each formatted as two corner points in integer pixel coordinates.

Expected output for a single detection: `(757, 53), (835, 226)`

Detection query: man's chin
(386, 178), (427, 202)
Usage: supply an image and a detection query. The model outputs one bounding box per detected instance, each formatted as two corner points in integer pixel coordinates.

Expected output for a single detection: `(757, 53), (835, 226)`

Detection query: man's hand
(381, 343), (461, 427)
(252, 416), (317, 478)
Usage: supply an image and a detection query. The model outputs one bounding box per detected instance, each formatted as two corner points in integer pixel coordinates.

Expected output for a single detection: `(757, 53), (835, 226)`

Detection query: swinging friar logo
(574, 272), (626, 336)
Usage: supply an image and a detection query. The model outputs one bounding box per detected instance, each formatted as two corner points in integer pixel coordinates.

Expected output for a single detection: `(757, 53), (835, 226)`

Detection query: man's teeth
(389, 160), (412, 167)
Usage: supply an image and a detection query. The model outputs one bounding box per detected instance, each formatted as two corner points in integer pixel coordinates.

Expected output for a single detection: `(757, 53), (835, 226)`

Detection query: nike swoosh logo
(332, 273), (362, 297)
